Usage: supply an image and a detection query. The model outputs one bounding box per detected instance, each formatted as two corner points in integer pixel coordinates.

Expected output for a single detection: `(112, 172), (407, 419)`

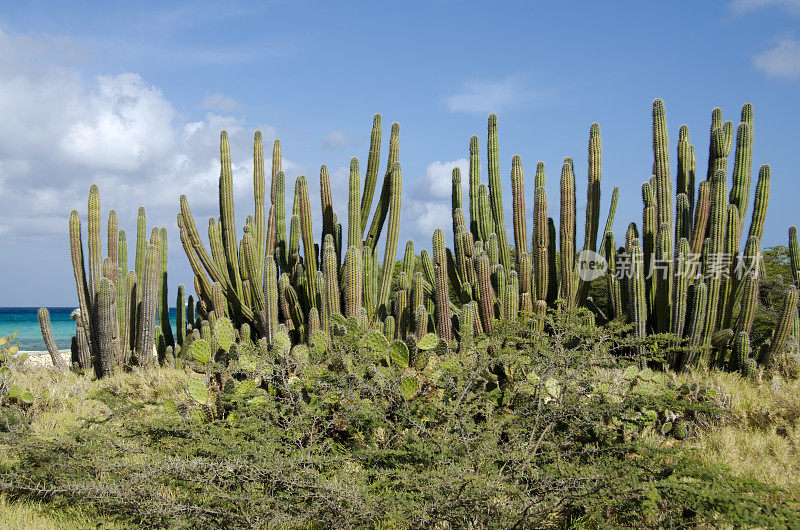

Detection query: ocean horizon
(0, 307), (178, 352)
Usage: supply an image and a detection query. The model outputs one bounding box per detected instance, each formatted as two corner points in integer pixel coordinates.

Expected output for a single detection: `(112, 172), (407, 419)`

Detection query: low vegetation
(1, 311), (799, 528)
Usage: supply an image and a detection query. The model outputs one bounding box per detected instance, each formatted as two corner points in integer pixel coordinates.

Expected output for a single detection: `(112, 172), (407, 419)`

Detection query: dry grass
(682, 370), (800, 496)
(0, 494), (109, 529)
(9, 365), (191, 438)
(2, 362), (799, 524)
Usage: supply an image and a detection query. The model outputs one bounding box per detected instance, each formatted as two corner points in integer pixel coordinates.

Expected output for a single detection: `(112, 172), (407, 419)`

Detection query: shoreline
(16, 350), (70, 369)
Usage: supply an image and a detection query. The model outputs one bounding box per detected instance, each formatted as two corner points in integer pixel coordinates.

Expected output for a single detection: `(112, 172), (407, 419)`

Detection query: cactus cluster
(46, 100), (794, 380)
(432, 101), (793, 374)
(42, 186), (189, 376)
(179, 117), (407, 348)
(173, 101), (797, 375)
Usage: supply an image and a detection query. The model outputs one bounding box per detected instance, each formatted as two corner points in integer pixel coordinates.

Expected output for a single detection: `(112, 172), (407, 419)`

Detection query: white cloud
(60, 74), (177, 171)
(200, 93), (241, 112)
(443, 77), (538, 114)
(402, 159), (468, 244)
(753, 38), (800, 79)
(730, 0), (800, 14)
(0, 26), (296, 304)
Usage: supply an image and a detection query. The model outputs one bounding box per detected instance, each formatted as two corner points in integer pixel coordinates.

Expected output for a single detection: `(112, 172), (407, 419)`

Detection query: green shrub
(0, 310), (797, 528)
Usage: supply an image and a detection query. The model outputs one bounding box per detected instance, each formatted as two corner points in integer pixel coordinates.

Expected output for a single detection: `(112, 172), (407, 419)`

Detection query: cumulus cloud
(0, 26), (293, 303)
(443, 77), (538, 114)
(729, 0), (800, 14)
(753, 38), (800, 79)
(402, 159), (468, 244)
(200, 93), (241, 112)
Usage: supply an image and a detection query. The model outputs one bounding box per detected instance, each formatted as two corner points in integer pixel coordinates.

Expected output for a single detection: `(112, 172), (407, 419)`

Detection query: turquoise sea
(0, 307), (177, 351)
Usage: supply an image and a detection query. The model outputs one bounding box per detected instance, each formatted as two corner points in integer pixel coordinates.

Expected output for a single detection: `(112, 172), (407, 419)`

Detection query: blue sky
(1, 0), (799, 306)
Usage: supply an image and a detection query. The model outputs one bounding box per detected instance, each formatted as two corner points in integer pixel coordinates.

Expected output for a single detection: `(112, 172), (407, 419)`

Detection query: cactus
(487, 114), (511, 271)
(468, 135), (481, 240)
(729, 331), (750, 373)
(677, 125), (695, 221)
(532, 185), (548, 301)
(577, 123), (602, 305)
(176, 284), (186, 349)
(348, 157), (361, 251)
(344, 245), (363, 320)
(96, 278), (116, 377)
(627, 238), (647, 357)
(511, 155), (528, 273)
(135, 243), (159, 368)
(559, 158), (576, 312)
(37, 308), (67, 370)
(746, 165), (770, 245)
(365, 122), (400, 251)
(759, 287), (798, 369)
(788, 226), (800, 289)
(474, 252), (494, 332)
(67, 186), (163, 376)
(690, 181), (710, 254)
(376, 162), (402, 319)
(680, 282), (708, 371)
(158, 227), (174, 349)
(359, 115), (383, 237)
(730, 115), (754, 231)
(434, 258), (453, 343)
(670, 237), (691, 364)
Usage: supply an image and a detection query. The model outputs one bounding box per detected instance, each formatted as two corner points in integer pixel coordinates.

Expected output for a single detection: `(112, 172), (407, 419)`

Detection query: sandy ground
(17, 350), (70, 369)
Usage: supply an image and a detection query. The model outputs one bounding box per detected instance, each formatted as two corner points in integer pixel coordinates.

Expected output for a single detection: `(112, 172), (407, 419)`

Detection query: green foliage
(1, 313), (798, 528)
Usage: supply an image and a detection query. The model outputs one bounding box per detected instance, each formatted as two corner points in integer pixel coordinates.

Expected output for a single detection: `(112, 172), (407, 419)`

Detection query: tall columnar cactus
(96, 278), (116, 377)
(789, 226), (800, 288)
(219, 132), (244, 303)
(746, 165), (770, 245)
(559, 158), (576, 312)
(577, 123), (602, 305)
(677, 125), (695, 221)
(322, 235), (341, 316)
(376, 162), (402, 319)
(532, 185), (548, 301)
(158, 227), (174, 349)
(176, 284), (186, 349)
(433, 229), (453, 342)
(87, 185), (102, 300)
(702, 171), (728, 342)
(652, 100), (672, 229)
(691, 181), (711, 254)
(37, 308), (67, 370)
(467, 135), (480, 240)
(395, 272), (409, 340)
(730, 115), (754, 232)
(348, 157), (361, 251)
(627, 238), (647, 357)
(487, 114), (510, 271)
(365, 123), (400, 251)
(296, 175), (317, 310)
(360, 114), (383, 237)
(655, 223), (673, 333)
(253, 131), (266, 278)
(64, 186), (164, 376)
(474, 252), (494, 332)
(679, 281), (709, 370)
(511, 155), (528, 273)
(135, 243), (159, 367)
(759, 286), (798, 369)
(344, 245), (363, 320)
(670, 238), (691, 350)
